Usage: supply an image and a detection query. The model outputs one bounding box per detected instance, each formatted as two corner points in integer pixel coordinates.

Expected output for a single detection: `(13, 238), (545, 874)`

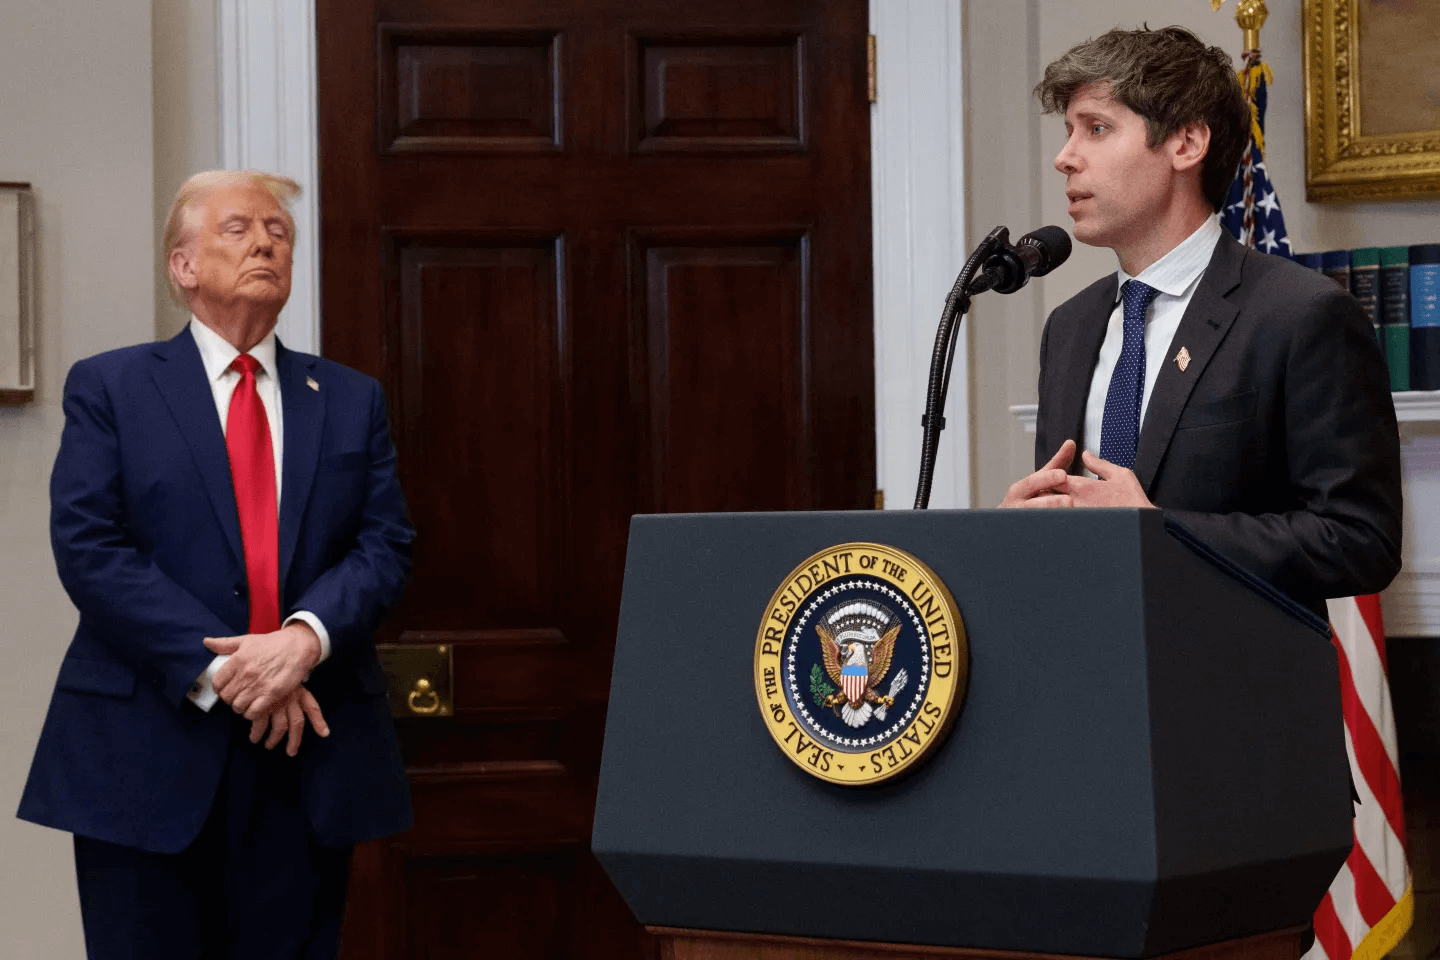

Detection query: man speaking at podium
(1000, 26), (1402, 617)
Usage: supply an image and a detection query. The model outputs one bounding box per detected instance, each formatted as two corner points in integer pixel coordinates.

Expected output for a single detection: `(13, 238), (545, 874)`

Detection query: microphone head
(1017, 226), (1072, 277)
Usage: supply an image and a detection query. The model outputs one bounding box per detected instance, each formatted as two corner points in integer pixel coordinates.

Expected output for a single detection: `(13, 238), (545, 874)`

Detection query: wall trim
(218, 0), (321, 354)
(1010, 403), (1037, 434)
(871, 0), (970, 509)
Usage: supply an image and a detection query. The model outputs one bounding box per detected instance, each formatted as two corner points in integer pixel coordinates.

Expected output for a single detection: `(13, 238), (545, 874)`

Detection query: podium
(592, 509), (1351, 959)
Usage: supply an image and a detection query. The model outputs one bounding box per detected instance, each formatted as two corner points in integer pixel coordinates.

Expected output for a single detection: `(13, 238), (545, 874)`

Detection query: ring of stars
(783, 578), (931, 750)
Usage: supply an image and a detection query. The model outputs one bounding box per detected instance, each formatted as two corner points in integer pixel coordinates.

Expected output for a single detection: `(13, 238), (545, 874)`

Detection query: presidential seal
(754, 543), (968, 786)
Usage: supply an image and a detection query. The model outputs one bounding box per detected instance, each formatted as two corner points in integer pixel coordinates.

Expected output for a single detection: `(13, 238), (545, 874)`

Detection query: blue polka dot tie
(1099, 279), (1158, 470)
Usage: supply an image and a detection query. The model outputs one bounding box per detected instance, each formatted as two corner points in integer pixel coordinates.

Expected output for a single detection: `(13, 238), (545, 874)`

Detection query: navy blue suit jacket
(18, 327), (414, 854)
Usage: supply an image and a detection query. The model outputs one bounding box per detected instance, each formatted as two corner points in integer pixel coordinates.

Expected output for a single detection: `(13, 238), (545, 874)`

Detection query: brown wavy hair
(1034, 25), (1248, 212)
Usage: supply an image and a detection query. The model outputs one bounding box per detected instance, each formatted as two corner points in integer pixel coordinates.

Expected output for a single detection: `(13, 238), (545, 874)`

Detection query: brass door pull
(379, 642), (453, 717)
(407, 677), (441, 715)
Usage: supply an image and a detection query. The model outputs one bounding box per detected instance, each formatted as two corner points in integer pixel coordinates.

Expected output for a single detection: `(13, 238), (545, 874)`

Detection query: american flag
(1217, 54), (1415, 960)
(1219, 60), (1292, 258)
(1309, 598), (1413, 960)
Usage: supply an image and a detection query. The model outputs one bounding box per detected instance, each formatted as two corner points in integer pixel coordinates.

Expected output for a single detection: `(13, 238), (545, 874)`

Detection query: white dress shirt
(187, 318), (330, 711)
(1082, 215), (1223, 473)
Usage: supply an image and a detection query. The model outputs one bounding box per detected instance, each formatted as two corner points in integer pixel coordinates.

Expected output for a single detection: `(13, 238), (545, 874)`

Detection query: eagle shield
(816, 601), (907, 728)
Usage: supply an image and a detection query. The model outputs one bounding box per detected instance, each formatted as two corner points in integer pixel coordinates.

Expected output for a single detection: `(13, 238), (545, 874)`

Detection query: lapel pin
(306, 377), (319, 392)
(1175, 347), (1191, 372)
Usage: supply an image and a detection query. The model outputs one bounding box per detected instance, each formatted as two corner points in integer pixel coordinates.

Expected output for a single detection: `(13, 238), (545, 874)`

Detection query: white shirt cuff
(187, 655), (229, 712)
(284, 610), (331, 663)
(187, 615), (328, 712)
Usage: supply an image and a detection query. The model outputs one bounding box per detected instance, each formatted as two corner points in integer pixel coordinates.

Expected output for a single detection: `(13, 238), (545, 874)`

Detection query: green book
(1380, 246), (1410, 391)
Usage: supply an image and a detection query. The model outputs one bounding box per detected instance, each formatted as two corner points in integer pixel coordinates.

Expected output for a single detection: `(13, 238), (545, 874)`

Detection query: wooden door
(317, 1), (873, 957)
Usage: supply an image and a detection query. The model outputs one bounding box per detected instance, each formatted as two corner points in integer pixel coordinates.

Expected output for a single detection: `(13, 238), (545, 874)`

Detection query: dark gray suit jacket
(1035, 232), (1403, 617)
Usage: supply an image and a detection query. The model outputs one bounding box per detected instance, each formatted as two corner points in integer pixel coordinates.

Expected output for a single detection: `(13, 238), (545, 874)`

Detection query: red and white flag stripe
(1304, 595), (1412, 960)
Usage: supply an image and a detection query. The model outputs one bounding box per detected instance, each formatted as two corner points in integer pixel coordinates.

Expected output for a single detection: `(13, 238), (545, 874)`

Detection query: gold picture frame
(1304, 0), (1440, 202)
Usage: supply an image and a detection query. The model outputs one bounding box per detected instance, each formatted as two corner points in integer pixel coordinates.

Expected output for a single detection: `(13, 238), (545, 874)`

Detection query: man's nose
(1054, 137), (1081, 175)
(250, 226), (274, 255)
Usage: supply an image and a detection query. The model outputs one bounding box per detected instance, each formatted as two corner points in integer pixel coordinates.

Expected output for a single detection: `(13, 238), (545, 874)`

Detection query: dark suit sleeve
(50, 361), (231, 707)
(1034, 313), (1053, 470)
(288, 380), (413, 657)
(1163, 286), (1403, 602)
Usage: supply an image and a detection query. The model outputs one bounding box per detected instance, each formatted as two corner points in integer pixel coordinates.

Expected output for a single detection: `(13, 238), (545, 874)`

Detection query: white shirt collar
(189, 316), (278, 383)
(1115, 214), (1222, 302)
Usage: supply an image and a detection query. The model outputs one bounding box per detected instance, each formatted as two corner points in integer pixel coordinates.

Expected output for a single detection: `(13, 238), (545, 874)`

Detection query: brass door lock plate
(377, 643), (454, 717)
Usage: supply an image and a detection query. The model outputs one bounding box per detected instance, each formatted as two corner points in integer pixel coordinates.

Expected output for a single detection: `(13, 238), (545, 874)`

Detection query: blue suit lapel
(276, 340), (324, 593)
(150, 328), (245, 569)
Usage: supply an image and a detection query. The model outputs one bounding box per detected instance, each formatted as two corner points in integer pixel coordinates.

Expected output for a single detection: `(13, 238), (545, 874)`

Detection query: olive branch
(810, 664), (836, 708)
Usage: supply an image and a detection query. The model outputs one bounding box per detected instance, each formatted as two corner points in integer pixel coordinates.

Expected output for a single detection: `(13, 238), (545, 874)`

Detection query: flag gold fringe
(1350, 884), (1414, 960)
(1236, 61), (1273, 156)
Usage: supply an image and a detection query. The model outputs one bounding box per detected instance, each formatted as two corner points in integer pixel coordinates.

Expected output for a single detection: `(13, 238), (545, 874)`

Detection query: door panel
(318, 1), (871, 957)
(389, 234), (567, 623)
(634, 36), (806, 151)
(634, 234), (810, 512)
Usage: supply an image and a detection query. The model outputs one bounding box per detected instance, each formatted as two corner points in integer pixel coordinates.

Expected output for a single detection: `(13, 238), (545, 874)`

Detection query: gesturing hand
(206, 622), (322, 720)
(1063, 450), (1155, 508)
(999, 440), (1077, 508)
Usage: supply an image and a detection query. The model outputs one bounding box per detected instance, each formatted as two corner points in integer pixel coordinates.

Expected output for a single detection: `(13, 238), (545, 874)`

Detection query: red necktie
(226, 354), (280, 634)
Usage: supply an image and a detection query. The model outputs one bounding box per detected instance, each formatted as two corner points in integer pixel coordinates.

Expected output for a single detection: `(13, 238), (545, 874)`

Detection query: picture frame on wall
(1304, 0), (1440, 202)
(0, 182), (36, 405)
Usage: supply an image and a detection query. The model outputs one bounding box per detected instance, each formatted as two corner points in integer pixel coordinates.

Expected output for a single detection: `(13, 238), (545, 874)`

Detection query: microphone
(914, 224), (1071, 508)
(970, 226), (1072, 295)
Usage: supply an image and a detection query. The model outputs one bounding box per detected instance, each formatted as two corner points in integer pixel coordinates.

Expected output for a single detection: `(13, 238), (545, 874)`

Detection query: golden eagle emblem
(815, 602), (910, 728)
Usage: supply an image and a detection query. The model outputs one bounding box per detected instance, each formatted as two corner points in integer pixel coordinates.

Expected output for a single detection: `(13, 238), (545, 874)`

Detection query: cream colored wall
(967, 0), (1440, 506)
(154, 0), (221, 340)
(965, 0), (1046, 507)
(0, 1), (154, 956)
(1, 1), (216, 956)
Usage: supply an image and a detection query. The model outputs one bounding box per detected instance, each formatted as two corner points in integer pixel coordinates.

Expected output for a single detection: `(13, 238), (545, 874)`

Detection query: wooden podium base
(648, 925), (1305, 960)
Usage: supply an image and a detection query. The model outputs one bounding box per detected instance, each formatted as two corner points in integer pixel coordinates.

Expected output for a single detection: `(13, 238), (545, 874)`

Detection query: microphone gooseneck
(913, 225), (1071, 509)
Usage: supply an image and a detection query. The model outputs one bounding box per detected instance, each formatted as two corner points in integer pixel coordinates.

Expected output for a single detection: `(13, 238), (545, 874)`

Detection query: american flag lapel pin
(1175, 347), (1191, 372)
(306, 377), (320, 391)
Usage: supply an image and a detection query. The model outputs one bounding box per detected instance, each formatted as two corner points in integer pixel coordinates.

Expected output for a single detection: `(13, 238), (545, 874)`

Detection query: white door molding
(871, 0), (970, 509)
(218, 0), (321, 354)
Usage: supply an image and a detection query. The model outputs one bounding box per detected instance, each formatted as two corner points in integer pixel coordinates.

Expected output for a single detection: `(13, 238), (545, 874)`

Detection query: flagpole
(1211, 0), (1267, 57)
(1214, 0), (1285, 252)
(1209, 6), (1414, 960)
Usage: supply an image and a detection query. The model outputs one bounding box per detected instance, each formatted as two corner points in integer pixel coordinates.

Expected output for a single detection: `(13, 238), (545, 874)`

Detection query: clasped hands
(204, 623), (328, 757)
(999, 439), (1155, 509)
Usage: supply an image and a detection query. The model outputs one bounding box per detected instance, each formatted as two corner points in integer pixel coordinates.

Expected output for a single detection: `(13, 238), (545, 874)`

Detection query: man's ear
(1171, 121), (1211, 174)
(169, 246), (198, 294)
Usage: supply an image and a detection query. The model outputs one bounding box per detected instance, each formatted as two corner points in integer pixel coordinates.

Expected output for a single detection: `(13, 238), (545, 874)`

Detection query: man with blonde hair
(19, 170), (414, 959)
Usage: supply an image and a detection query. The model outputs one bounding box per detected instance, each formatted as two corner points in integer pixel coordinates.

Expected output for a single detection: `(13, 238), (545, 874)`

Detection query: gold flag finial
(1212, 0), (1268, 53)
